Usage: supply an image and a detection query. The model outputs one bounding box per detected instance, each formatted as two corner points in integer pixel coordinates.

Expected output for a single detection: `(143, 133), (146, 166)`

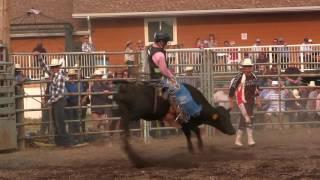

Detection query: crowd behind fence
(12, 48), (320, 145)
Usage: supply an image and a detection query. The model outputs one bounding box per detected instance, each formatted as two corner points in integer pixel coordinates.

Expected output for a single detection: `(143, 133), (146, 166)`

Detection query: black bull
(114, 82), (235, 166)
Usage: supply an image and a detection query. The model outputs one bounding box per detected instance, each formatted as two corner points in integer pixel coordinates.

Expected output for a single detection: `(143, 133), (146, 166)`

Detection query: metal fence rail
(12, 48), (320, 146)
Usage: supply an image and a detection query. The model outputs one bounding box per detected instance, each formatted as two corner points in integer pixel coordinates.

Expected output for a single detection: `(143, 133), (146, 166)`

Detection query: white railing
(12, 44), (320, 79)
(12, 51), (109, 80)
(166, 44), (320, 73)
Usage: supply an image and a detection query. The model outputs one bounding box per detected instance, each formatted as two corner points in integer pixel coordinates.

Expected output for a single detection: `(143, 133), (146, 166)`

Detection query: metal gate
(0, 45), (17, 151)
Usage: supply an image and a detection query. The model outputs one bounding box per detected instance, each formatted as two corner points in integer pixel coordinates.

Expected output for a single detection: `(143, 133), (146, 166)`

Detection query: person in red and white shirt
(229, 58), (260, 147)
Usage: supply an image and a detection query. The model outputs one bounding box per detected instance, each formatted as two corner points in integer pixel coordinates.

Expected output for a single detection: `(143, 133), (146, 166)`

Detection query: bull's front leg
(191, 126), (203, 152)
(118, 103), (147, 168)
(181, 124), (194, 153)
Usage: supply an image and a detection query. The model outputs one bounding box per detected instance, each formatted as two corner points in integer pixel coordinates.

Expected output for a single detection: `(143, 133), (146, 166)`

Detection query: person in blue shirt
(65, 69), (85, 136)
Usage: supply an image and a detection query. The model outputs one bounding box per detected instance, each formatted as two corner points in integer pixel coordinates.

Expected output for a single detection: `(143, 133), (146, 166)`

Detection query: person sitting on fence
(263, 81), (289, 129)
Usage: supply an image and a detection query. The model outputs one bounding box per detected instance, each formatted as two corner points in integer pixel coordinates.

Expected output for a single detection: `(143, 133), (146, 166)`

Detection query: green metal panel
(0, 105), (15, 115)
(0, 59), (17, 150)
(0, 97), (14, 105)
(0, 86), (14, 93)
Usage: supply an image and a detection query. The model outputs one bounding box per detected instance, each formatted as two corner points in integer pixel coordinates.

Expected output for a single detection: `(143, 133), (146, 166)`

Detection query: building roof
(73, 0), (320, 18)
(10, 0), (87, 33)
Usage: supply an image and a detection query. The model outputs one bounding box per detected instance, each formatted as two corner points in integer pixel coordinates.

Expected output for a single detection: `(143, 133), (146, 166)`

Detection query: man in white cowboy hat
(65, 68), (86, 138)
(89, 69), (113, 131)
(15, 64), (29, 85)
(35, 53), (74, 147)
(229, 58), (260, 147)
(73, 64), (90, 132)
(306, 81), (320, 121)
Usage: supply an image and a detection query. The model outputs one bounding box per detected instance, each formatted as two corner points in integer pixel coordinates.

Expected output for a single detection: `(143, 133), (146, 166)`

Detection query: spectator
(124, 41), (135, 77)
(81, 35), (95, 53)
(256, 63), (269, 87)
(208, 33), (218, 48)
(32, 43), (47, 53)
(265, 64), (278, 85)
(263, 81), (289, 129)
(122, 69), (129, 79)
(315, 87), (320, 123)
(203, 40), (209, 48)
(227, 41), (239, 71)
(300, 38), (314, 69)
(36, 54), (74, 147)
(229, 58), (260, 147)
(251, 38), (262, 61)
(306, 81), (319, 121)
(74, 64), (90, 132)
(0, 40), (4, 61)
(39, 73), (50, 136)
(194, 38), (202, 48)
(284, 64), (302, 86)
(65, 69), (86, 141)
(213, 85), (230, 109)
(136, 40), (145, 51)
(90, 69), (112, 131)
(181, 66), (200, 88)
(271, 38), (279, 64)
(277, 37), (290, 69)
(108, 73), (121, 136)
(255, 52), (268, 73)
(15, 64), (29, 133)
(81, 35), (96, 76)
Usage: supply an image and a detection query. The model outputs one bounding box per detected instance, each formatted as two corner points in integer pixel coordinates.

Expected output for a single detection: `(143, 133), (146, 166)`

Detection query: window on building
(144, 18), (177, 45)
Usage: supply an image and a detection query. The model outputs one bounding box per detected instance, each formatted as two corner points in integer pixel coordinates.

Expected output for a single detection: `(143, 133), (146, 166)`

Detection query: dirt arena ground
(0, 127), (319, 180)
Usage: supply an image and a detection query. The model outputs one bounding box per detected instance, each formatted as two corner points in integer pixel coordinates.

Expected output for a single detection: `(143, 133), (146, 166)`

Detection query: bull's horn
(212, 113), (219, 120)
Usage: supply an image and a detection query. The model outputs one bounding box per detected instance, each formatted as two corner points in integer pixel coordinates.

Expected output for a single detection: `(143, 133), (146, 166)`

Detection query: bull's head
(205, 106), (235, 135)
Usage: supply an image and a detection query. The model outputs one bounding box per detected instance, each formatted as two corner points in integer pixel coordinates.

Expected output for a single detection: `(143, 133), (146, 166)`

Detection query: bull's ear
(212, 113), (219, 120)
